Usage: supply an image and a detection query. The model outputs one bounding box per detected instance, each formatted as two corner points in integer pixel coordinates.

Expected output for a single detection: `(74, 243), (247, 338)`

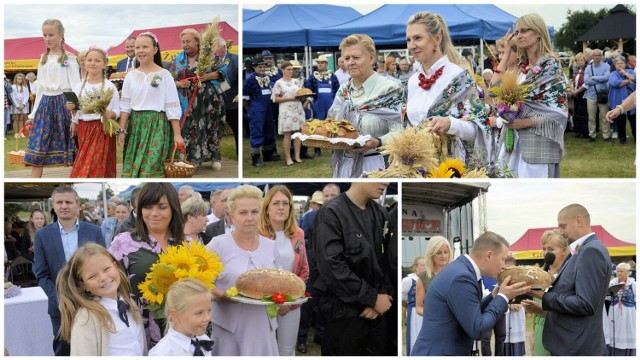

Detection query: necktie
(117, 300), (130, 327)
(127, 58), (133, 71)
(191, 338), (214, 356)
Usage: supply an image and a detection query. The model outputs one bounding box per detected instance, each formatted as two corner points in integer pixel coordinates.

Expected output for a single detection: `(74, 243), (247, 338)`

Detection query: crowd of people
(5, 181), (397, 356)
(243, 11), (636, 178)
(402, 204), (635, 356)
(4, 18), (239, 178)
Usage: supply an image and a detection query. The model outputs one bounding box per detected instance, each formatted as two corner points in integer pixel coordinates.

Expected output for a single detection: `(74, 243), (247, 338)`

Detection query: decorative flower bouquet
(488, 70), (531, 152)
(426, 157), (490, 178)
(138, 241), (224, 319)
(78, 87), (121, 136)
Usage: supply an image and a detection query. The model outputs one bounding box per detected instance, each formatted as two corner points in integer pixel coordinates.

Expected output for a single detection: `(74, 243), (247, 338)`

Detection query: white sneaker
(612, 132), (618, 139)
(212, 161), (222, 171)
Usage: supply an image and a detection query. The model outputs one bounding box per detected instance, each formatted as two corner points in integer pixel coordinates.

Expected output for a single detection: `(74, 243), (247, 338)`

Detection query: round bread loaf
(497, 266), (553, 288)
(235, 268), (306, 299)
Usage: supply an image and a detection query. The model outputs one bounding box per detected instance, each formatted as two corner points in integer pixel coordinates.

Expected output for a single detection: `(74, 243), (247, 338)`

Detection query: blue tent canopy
(308, 4), (519, 47)
(243, 8), (263, 21)
(243, 5), (361, 48)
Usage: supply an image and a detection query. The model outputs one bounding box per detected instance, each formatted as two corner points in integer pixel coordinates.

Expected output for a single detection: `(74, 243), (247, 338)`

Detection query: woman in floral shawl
(328, 34), (404, 178)
(404, 12), (495, 166)
(496, 13), (567, 178)
(108, 183), (191, 347)
(170, 29), (227, 169)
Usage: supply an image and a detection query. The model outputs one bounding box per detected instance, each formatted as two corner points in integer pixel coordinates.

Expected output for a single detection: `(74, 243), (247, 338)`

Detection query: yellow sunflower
(187, 241), (224, 279)
(326, 123), (340, 135)
(165, 248), (199, 278)
(138, 279), (162, 304)
(307, 125), (317, 134)
(428, 163), (454, 178)
(140, 263), (177, 304)
(443, 158), (466, 178)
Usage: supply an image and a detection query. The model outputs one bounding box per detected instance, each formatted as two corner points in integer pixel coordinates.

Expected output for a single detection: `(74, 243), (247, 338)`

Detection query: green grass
(243, 129), (636, 178)
(243, 136), (333, 178)
(4, 129), (237, 172)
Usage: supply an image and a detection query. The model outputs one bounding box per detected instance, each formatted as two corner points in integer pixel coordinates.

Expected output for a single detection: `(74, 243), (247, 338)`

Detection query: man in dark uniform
(304, 55), (340, 157)
(313, 182), (394, 356)
(215, 37), (239, 157)
(242, 57), (276, 167)
(261, 50), (281, 162)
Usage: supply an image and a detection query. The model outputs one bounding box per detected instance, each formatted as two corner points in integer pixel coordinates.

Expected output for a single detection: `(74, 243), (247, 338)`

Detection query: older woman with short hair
(328, 34), (404, 178)
(207, 185), (280, 356)
(169, 28), (227, 169)
(607, 262), (636, 356)
(521, 229), (569, 355)
(181, 196), (211, 244)
(608, 56), (636, 145)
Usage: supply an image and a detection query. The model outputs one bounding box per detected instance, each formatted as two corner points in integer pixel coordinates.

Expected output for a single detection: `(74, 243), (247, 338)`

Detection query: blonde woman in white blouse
(117, 32), (184, 178)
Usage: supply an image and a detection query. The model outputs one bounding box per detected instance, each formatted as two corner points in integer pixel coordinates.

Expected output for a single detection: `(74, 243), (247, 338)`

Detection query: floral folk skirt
(181, 84), (225, 165)
(122, 110), (172, 178)
(70, 120), (116, 178)
(24, 94), (75, 166)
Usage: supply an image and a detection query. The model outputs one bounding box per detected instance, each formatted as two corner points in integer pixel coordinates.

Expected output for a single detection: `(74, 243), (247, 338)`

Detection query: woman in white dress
(327, 34), (404, 178)
(607, 262), (636, 356)
(405, 12), (494, 164)
(272, 61), (305, 166)
(401, 256), (425, 355)
(11, 73), (29, 135)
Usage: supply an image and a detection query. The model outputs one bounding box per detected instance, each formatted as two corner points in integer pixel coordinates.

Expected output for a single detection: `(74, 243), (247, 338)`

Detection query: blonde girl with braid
(66, 47), (120, 177)
(25, 19), (80, 178)
(11, 73), (29, 135)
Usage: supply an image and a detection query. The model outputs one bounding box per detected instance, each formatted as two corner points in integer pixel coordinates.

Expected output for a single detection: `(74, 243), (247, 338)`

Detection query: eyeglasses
(270, 201), (290, 208)
(513, 28), (533, 36)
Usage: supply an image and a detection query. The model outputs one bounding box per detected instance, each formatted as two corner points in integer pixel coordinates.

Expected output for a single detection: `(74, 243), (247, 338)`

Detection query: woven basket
(163, 147), (196, 178)
(7, 152), (26, 167)
(302, 138), (358, 151)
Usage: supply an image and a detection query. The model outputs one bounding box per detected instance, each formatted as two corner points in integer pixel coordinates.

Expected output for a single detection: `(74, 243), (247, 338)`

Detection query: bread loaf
(235, 268), (306, 299)
(497, 266), (553, 288)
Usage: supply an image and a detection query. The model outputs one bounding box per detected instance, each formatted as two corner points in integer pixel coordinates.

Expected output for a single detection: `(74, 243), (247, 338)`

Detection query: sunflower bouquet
(138, 241), (224, 318)
(77, 86), (120, 136)
(488, 70), (531, 152)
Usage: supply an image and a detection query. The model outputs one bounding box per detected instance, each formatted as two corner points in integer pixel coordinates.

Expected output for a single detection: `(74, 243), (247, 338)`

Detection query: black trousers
(297, 286), (325, 344)
(616, 113), (636, 143)
(481, 311), (506, 356)
(50, 315), (70, 356)
(320, 299), (388, 356)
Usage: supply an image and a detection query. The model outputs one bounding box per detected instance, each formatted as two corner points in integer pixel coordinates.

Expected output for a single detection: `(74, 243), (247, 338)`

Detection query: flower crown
(139, 31), (159, 45)
(86, 45), (109, 62)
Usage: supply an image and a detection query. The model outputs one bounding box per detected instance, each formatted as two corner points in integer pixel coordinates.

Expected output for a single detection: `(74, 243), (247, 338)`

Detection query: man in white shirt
(206, 189), (224, 225)
(116, 37), (136, 72)
(334, 57), (350, 85)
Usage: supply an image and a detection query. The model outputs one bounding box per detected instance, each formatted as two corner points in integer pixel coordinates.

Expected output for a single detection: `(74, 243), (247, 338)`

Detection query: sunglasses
(513, 28), (533, 36)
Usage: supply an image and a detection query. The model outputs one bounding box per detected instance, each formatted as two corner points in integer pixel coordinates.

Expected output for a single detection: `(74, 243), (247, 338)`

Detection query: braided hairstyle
(40, 19), (66, 65)
(78, 47), (109, 104)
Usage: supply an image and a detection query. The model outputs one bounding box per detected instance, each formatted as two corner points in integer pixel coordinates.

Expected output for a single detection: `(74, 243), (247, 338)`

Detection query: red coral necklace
(418, 65), (445, 90)
(520, 61), (530, 75)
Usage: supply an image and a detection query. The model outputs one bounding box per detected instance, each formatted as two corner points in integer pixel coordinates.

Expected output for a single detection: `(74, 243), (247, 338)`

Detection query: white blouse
(99, 297), (145, 356)
(149, 326), (212, 356)
(406, 56), (476, 142)
(29, 54), (81, 119)
(72, 80), (120, 122)
(120, 69), (181, 120)
(11, 85), (29, 107)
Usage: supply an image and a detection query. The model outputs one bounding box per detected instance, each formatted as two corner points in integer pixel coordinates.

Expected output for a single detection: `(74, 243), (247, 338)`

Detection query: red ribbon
(20, 124), (32, 137)
(179, 76), (200, 129)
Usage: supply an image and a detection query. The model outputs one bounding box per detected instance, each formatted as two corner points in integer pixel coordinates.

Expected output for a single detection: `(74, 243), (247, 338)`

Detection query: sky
(3, 4), (239, 51)
(485, 181), (636, 244)
(246, 2), (632, 31)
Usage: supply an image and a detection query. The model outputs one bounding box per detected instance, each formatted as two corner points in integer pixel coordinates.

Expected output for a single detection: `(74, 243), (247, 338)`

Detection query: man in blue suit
(411, 232), (530, 356)
(115, 37), (136, 72)
(33, 185), (105, 356)
(214, 37), (239, 156)
(529, 204), (611, 356)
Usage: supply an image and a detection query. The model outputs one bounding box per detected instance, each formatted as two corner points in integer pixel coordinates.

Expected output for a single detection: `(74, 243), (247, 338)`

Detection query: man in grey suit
(204, 188), (234, 242)
(33, 185), (105, 356)
(529, 203), (611, 356)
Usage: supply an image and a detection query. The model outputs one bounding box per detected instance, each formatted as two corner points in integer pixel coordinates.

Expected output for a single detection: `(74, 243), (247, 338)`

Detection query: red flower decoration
(271, 292), (286, 305)
(520, 61), (530, 75)
(418, 66), (445, 91)
(305, 292), (311, 298)
(558, 97), (565, 104)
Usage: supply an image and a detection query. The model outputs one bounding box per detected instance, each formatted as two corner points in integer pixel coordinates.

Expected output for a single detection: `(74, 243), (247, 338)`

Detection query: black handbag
(590, 63), (608, 104)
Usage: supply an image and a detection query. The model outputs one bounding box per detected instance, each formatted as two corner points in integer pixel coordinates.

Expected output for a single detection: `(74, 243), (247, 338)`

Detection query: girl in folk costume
(11, 73), (29, 136)
(401, 256), (426, 355)
(117, 32), (184, 178)
(66, 47), (120, 178)
(25, 19), (80, 178)
(56, 243), (146, 356)
(404, 12), (495, 164)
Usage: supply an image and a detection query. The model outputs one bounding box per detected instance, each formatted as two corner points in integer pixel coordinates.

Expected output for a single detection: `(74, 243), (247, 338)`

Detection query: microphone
(542, 252), (556, 272)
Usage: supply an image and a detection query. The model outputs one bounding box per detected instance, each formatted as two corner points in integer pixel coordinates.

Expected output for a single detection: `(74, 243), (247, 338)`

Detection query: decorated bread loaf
(497, 266), (553, 288)
(235, 268), (306, 299)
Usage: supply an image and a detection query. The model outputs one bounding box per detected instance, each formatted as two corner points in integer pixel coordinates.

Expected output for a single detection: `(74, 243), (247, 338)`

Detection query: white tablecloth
(4, 286), (54, 356)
